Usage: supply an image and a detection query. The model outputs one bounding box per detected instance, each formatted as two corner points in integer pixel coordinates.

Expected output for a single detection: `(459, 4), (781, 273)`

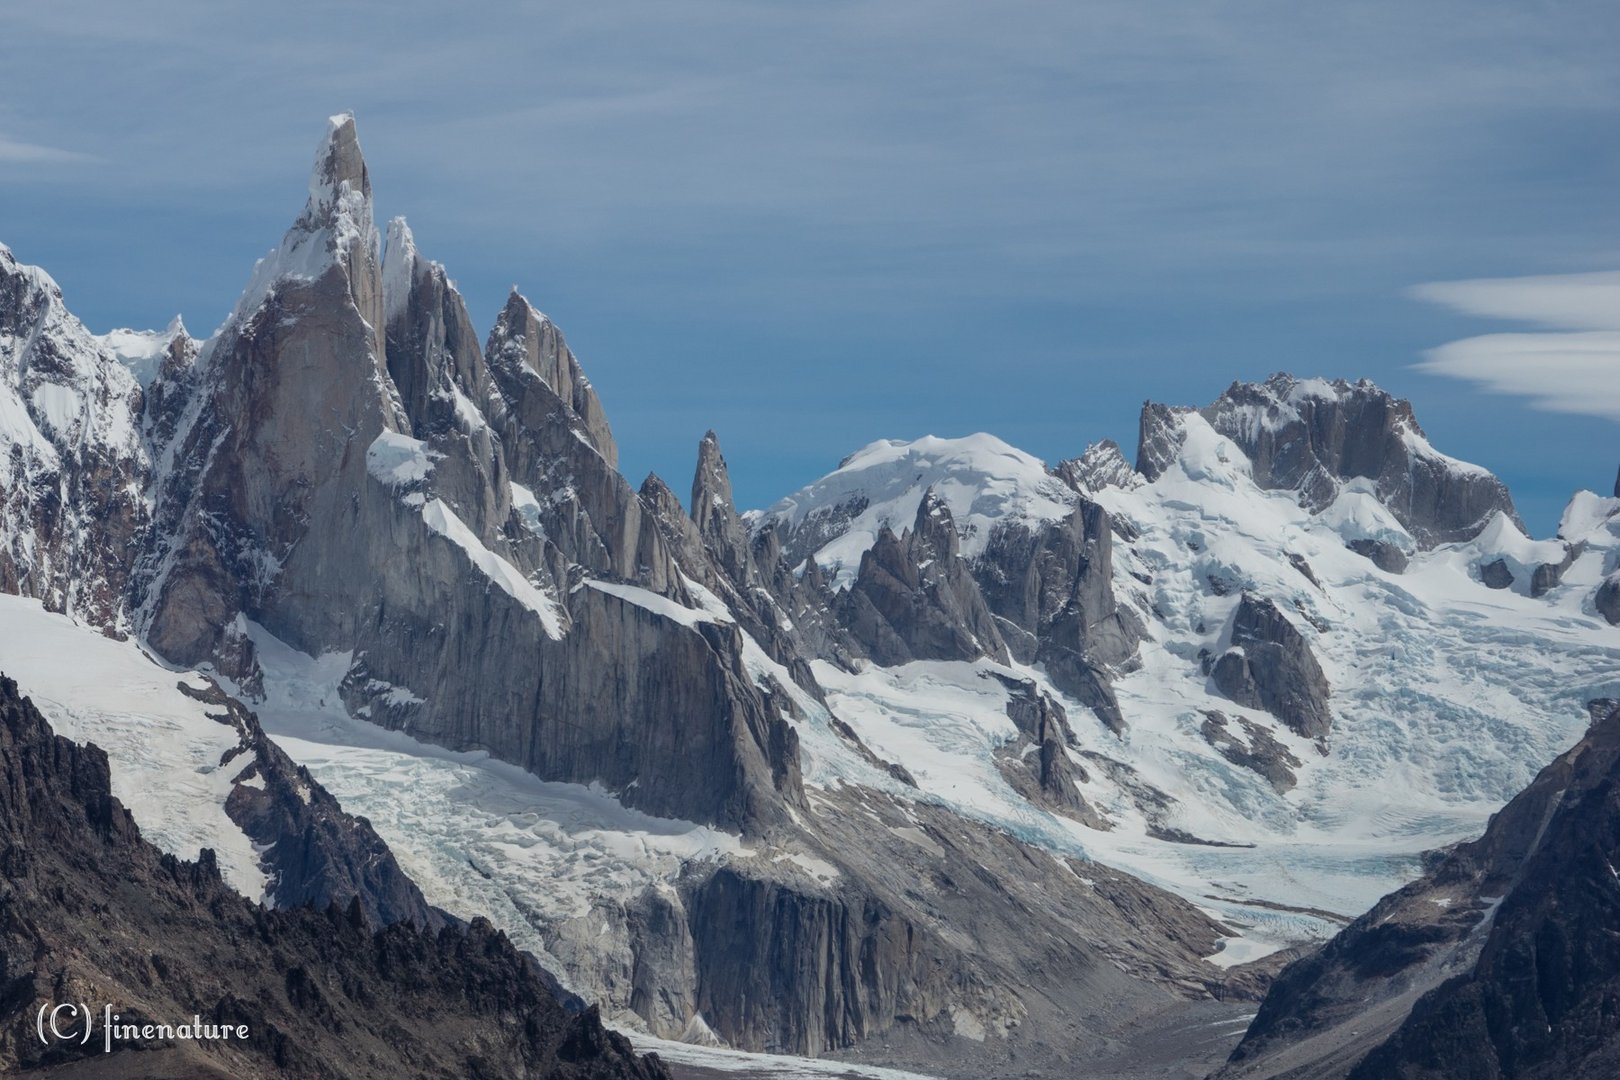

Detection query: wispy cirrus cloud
(1413, 272), (1620, 420)
(0, 134), (96, 164)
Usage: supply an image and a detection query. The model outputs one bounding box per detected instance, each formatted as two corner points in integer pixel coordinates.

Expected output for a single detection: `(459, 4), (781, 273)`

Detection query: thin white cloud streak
(1414, 271), (1620, 420)
(1419, 331), (1620, 419)
(1413, 271), (1620, 332)
(0, 135), (95, 164)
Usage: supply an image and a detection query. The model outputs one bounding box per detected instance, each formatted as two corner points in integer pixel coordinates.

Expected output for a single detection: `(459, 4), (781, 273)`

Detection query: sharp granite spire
(486, 288), (617, 467)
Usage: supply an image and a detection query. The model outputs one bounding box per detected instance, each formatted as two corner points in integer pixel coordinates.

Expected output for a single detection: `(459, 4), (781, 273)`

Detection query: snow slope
(743, 422), (1620, 958)
(751, 434), (1078, 586)
(0, 594), (269, 899)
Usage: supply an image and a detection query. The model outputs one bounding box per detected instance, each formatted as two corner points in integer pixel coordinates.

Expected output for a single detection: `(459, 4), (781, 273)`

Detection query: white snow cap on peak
(215, 114), (379, 334)
(0, 241), (64, 298)
(756, 432), (1080, 585)
(382, 216), (420, 322)
(97, 318), (191, 388)
(310, 112), (366, 198)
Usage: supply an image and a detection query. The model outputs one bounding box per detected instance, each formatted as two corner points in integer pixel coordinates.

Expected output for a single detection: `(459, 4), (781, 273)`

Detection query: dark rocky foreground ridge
(0, 674), (668, 1080)
(1215, 699), (1620, 1079)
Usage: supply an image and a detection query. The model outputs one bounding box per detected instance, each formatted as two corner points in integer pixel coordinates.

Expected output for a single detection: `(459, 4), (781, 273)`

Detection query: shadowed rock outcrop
(1218, 701), (1620, 1080)
(989, 673), (1109, 826)
(1200, 710), (1301, 794)
(0, 674), (668, 1079)
(843, 489), (1009, 665)
(1210, 594), (1331, 741)
(962, 499), (1140, 734)
(1597, 573), (1620, 625)
(173, 677), (440, 930)
(1137, 374), (1521, 548)
(1056, 438), (1139, 493)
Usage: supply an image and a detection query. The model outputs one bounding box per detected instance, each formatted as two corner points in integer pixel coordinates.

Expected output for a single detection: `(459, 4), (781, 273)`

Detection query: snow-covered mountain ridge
(747, 380), (1620, 944)
(3, 115), (1618, 1078)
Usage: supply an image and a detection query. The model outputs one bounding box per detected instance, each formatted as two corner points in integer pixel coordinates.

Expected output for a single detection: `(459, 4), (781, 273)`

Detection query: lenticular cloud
(1411, 270), (1620, 421)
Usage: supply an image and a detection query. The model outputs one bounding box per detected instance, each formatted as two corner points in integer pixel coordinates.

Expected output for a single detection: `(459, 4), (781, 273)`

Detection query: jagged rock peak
(691, 429), (760, 588)
(288, 111), (376, 267)
(0, 242), (65, 309)
(911, 485), (960, 559)
(97, 316), (192, 388)
(305, 111), (370, 215)
(0, 243), (148, 631)
(381, 214), (422, 322)
(755, 432), (1080, 586)
(487, 288), (618, 467)
(221, 114), (383, 334)
(694, 429), (735, 515)
(1137, 373), (1522, 548)
(0, 242), (144, 460)
(1056, 438), (1139, 492)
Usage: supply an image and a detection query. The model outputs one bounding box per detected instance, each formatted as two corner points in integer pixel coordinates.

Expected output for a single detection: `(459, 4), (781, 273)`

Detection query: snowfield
(751, 433), (1079, 586)
(0, 594), (270, 901)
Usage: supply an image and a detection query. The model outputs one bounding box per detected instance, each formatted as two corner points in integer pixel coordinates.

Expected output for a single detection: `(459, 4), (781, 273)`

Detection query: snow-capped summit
(1138, 373), (1520, 548)
(0, 243), (148, 629)
(97, 316), (189, 388)
(381, 215), (422, 324)
(1055, 438), (1140, 493)
(752, 432), (1080, 585)
(12, 117), (1620, 1076)
(220, 112), (383, 335)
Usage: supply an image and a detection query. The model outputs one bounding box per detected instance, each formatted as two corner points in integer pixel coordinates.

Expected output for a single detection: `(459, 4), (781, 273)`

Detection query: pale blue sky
(2, 1), (1617, 531)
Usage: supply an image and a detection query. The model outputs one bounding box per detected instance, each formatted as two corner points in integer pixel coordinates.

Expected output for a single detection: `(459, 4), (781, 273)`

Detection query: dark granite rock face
(171, 678), (440, 930)
(482, 289), (679, 596)
(137, 114), (404, 673)
(692, 431), (754, 586)
(1597, 573), (1620, 625)
(684, 864), (945, 1054)
(1344, 702), (1620, 1080)
(1055, 438), (1139, 493)
(1135, 400), (1193, 483)
(0, 675), (668, 1080)
(1529, 541), (1579, 597)
(1219, 702), (1620, 1080)
(666, 788), (1239, 1063)
(842, 489), (1009, 665)
(1138, 375), (1522, 549)
(1210, 594), (1331, 741)
(124, 119), (804, 836)
(990, 673), (1110, 826)
(1200, 710), (1301, 794)
(485, 287), (617, 469)
(1347, 537), (1409, 573)
(974, 499), (1140, 733)
(1479, 557), (1515, 590)
(655, 433), (831, 694)
(381, 216), (513, 543)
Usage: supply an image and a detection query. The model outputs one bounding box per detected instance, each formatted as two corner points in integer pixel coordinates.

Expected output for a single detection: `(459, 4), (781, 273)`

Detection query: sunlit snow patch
(0, 594), (269, 900)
